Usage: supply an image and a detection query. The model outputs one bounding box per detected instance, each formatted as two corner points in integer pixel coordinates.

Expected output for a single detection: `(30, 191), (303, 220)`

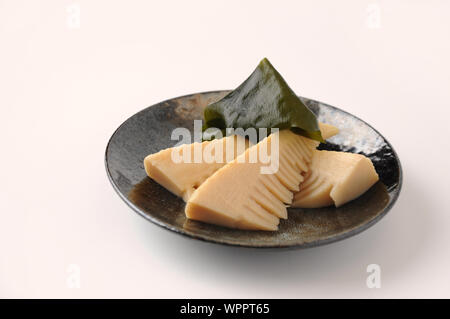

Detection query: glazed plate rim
(105, 90), (403, 249)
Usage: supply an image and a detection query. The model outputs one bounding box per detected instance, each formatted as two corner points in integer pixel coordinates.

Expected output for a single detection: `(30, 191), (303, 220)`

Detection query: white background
(1, 0), (449, 298)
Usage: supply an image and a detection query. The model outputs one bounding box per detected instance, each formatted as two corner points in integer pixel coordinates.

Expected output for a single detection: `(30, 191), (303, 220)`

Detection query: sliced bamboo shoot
(185, 130), (318, 231)
(144, 135), (249, 201)
(144, 123), (338, 202)
(292, 151), (379, 208)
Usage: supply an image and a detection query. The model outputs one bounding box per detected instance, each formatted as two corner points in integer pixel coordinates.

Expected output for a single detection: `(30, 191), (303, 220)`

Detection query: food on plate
(185, 130), (317, 231)
(142, 57), (381, 231)
(292, 151), (379, 208)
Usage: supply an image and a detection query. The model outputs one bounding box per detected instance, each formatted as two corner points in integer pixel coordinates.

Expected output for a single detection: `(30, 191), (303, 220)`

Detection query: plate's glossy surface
(105, 91), (402, 248)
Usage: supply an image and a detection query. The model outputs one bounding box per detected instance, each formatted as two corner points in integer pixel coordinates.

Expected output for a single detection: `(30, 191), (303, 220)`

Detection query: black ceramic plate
(105, 91), (402, 248)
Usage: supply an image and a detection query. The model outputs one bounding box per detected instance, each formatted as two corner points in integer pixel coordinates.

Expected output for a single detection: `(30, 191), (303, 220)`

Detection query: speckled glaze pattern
(105, 91), (402, 248)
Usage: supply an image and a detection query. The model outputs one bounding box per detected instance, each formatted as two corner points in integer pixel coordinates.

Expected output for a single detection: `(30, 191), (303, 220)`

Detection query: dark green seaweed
(203, 58), (323, 142)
